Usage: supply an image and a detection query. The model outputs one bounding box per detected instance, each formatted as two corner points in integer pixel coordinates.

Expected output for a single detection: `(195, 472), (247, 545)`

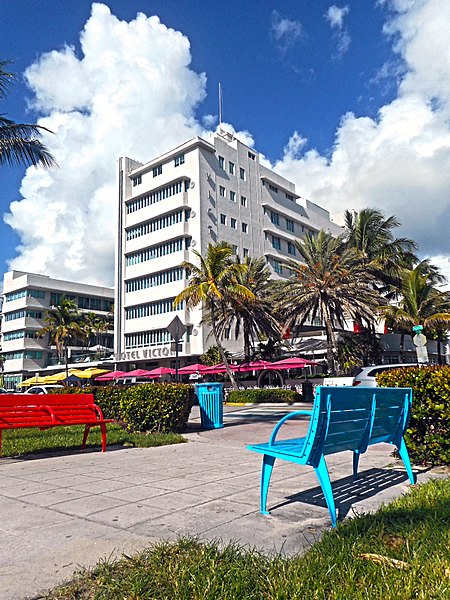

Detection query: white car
(352, 363), (419, 387)
(23, 385), (64, 394)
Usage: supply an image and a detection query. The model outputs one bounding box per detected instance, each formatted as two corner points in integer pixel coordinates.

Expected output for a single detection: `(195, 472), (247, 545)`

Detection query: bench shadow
(2, 444), (128, 461)
(270, 467), (411, 522)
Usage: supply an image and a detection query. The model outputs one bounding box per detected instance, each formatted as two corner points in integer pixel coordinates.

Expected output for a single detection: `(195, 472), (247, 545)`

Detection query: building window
(243, 248), (249, 257)
(152, 164), (162, 177)
(220, 213), (227, 225)
(126, 238), (185, 266)
(229, 190), (236, 202)
(286, 218), (294, 232)
(126, 209), (185, 241)
(125, 268), (184, 293)
(273, 260), (283, 275)
(248, 152), (255, 160)
(242, 222), (248, 233)
(240, 195), (247, 207)
(219, 186), (226, 197)
(126, 180), (184, 214)
(125, 329), (172, 349)
(229, 161), (235, 175)
(287, 241), (296, 255)
(270, 211), (280, 225)
(272, 236), (281, 250)
(240, 167), (246, 180)
(230, 218), (237, 229)
(5, 289), (45, 302)
(232, 245), (238, 254)
(218, 156), (224, 169)
(174, 154), (185, 167)
(132, 174), (142, 186)
(286, 193), (294, 201)
(268, 184), (278, 193)
(125, 297), (182, 320)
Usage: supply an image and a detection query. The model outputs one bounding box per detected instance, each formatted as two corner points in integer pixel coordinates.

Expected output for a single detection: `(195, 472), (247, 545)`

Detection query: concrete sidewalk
(0, 404), (436, 599)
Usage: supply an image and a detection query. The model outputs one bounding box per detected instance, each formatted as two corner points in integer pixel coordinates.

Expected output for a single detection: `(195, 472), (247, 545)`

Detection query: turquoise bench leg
(397, 438), (416, 484)
(260, 455), (276, 515)
(314, 455), (337, 527)
(353, 451), (360, 480)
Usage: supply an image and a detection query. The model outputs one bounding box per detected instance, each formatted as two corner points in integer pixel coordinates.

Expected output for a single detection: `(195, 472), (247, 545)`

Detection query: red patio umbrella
(117, 369), (158, 379)
(146, 366), (176, 377)
(95, 370), (127, 381)
(266, 357), (319, 370)
(201, 363), (240, 374)
(177, 363), (210, 374)
(234, 360), (273, 372)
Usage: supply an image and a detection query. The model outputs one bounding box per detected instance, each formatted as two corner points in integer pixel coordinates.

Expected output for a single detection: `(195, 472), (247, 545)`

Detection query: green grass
(45, 477), (450, 599)
(0, 423), (186, 458)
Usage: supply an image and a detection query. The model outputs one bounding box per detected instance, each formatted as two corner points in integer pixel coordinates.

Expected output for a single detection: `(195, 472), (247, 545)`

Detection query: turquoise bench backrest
(303, 386), (412, 467)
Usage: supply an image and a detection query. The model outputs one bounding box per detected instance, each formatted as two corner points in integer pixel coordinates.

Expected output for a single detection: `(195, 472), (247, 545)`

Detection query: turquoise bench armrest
(269, 410), (312, 446)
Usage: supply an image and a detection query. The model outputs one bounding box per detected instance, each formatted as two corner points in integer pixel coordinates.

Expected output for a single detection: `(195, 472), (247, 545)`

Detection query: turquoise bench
(247, 386), (415, 527)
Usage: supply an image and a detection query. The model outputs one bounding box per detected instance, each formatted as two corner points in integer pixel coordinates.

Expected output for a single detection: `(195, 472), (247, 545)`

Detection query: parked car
(352, 363), (418, 387)
(22, 385), (64, 394)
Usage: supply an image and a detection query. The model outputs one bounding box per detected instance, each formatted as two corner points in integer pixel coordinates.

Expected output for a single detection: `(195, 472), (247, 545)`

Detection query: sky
(1, 0), (450, 289)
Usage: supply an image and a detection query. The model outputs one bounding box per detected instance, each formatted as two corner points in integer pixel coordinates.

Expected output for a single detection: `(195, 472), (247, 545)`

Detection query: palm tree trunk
(323, 304), (338, 375)
(64, 343), (69, 380)
(243, 321), (251, 361)
(211, 304), (238, 389)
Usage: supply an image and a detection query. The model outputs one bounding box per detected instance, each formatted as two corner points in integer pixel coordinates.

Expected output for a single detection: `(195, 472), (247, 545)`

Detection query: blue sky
(1, 0), (450, 287)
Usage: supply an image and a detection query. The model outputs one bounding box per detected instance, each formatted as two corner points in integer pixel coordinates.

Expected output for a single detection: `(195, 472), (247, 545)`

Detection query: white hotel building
(115, 130), (342, 369)
(0, 271), (114, 389)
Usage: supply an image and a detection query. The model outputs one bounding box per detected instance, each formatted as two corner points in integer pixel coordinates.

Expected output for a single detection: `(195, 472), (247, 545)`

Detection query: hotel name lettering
(115, 346), (174, 362)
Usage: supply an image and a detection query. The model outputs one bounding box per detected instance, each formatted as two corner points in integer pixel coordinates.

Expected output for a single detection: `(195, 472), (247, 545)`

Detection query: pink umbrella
(177, 363), (210, 374)
(117, 369), (158, 379)
(95, 370), (127, 381)
(266, 357), (319, 370)
(201, 363), (239, 374)
(234, 360), (273, 373)
(146, 366), (176, 377)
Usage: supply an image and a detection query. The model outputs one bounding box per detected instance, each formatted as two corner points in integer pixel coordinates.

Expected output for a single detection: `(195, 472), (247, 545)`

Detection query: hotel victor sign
(115, 346), (174, 362)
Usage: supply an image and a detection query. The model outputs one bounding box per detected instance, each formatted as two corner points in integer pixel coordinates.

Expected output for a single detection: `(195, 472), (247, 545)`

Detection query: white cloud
(5, 3), (207, 286)
(324, 5), (351, 59)
(270, 10), (303, 51)
(273, 0), (450, 265)
(325, 5), (350, 29)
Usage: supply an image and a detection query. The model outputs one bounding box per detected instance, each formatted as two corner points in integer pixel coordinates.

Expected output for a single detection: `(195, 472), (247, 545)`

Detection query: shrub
(227, 388), (301, 404)
(377, 365), (450, 466)
(49, 383), (194, 433)
(119, 383), (195, 433)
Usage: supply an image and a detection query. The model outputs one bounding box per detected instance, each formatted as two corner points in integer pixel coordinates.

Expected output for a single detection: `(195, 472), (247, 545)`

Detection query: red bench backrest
(0, 394), (102, 427)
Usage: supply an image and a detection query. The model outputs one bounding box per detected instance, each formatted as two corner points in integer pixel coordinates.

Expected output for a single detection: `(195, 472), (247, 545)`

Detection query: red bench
(0, 394), (113, 453)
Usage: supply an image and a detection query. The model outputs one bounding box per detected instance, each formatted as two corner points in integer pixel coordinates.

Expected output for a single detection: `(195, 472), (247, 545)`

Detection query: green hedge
(51, 384), (194, 433)
(377, 365), (450, 466)
(227, 388), (301, 404)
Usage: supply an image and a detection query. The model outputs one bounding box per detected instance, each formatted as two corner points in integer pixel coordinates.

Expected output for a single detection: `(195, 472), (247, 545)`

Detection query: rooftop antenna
(218, 82), (223, 127)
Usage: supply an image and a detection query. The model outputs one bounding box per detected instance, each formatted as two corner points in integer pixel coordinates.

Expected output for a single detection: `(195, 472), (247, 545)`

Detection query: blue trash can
(195, 382), (224, 429)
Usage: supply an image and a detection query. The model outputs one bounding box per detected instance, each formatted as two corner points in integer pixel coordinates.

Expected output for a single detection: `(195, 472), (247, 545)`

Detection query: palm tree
(174, 242), (254, 389)
(344, 208), (417, 291)
(82, 312), (110, 355)
(213, 256), (282, 360)
(380, 261), (450, 363)
(1, 60), (56, 169)
(278, 230), (382, 374)
(39, 297), (83, 378)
